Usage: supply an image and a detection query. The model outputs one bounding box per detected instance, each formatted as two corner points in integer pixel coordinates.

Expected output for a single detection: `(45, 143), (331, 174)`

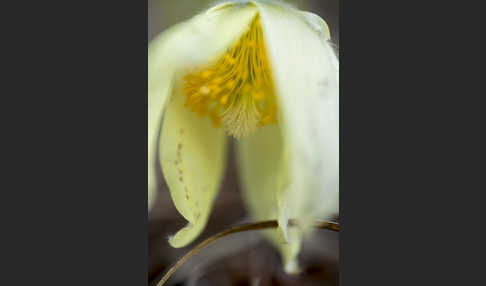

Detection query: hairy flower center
(183, 15), (278, 139)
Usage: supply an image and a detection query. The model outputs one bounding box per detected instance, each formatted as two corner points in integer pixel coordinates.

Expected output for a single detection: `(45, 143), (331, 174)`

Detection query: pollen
(183, 14), (278, 139)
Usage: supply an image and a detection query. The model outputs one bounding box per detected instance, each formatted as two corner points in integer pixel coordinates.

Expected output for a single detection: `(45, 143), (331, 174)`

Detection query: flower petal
(150, 2), (258, 246)
(298, 11), (331, 40)
(160, 82), (228, 248)
(237, 125), (283, 230)
(249, 0), (339, 269)
(148, 23), (188, 211)
(237, 125), (301, 272)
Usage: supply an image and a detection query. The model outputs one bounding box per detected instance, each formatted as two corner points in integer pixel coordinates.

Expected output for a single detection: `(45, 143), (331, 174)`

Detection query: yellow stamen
(183, 14), (278, 139)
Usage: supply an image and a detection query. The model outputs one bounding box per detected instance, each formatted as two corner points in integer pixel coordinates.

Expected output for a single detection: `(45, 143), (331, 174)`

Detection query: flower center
(183, 14), (278, 139)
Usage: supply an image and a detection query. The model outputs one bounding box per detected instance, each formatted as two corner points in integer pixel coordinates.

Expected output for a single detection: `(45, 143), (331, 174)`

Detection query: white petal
(238, 125), (283, 229)
(149, 2), (258, 245)
(148, 23), (188, 212)
(298, 11), (331, 40)
(253, 0), (339, 259)
(160, 81), (228, 248)
(237, 125), (301, 272)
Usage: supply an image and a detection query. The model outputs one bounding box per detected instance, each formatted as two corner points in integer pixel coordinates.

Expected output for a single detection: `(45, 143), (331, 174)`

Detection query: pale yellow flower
(148, 0), (339, 272)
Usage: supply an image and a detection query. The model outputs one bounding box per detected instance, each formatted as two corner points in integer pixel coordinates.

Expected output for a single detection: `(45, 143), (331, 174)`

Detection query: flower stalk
(157, 219), (339, 286)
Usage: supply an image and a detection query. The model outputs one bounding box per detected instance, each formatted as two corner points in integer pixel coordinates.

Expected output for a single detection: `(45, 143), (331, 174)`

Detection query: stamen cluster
(183, 15), (278, 139)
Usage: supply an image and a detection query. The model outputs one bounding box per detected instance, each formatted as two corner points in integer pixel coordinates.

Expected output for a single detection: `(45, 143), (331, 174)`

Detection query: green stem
(157, 219), (339, 286)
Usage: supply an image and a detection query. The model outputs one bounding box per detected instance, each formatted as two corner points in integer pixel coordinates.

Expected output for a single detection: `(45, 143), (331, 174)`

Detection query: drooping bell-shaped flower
(148, 0), (339, 272)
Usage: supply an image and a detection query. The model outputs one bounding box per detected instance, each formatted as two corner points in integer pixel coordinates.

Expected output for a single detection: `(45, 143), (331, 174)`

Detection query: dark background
(148, 1), (340, 285)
